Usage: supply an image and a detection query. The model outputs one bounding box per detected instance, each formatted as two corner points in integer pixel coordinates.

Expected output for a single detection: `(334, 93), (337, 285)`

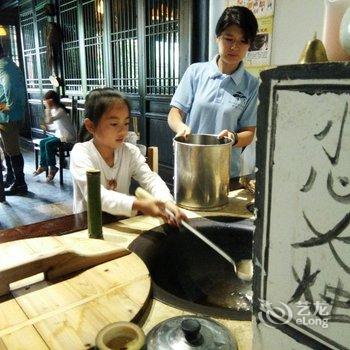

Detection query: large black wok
(129, 216), (254, 320)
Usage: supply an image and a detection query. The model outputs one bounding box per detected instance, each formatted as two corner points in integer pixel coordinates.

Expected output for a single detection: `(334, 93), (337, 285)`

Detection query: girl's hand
(132, 199), (187, 227)
(165, 201), (188, 227)
(43, 99), (53, 109)
(132, 199), (168, 222)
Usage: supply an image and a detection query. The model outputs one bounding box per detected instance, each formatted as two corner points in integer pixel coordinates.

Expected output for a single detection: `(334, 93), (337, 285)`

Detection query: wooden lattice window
(82, 0), (105, 91)
(20, 9), (38, 90)
(145, 0), (180, 95)
(9, 26), (20, 67)
(60, 0), (82, 93)
(36, 5), (51, 90)
(0, 25), (19, 66)
(110, 0), (138, 94)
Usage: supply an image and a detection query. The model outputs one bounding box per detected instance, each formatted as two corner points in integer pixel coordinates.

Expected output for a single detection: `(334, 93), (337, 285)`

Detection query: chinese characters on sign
(260, 87), (350, 348)
(289, 101), (350, 326)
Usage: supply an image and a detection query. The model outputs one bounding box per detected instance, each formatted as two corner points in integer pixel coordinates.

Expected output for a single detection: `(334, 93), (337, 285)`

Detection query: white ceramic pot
(340, 7), (350, 53)
(323, 0), (350, 60)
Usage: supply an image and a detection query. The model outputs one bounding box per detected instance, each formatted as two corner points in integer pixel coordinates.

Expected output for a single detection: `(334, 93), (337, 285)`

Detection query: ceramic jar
(323, 0), (350, 60)
(340, 7), (350, 53)
(95, 322), (145, 350)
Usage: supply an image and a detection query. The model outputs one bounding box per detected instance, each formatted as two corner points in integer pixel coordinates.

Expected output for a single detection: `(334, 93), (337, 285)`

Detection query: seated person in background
(70, 88), (186, 226)
(33, 90), (76, 182)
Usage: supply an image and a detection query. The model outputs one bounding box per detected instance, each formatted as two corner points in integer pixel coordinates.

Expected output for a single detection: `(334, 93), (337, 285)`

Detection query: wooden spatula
(0, 236), (130, 297)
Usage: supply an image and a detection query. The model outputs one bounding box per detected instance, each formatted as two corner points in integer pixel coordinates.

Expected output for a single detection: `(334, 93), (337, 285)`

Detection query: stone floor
(0, 149), (73, 230)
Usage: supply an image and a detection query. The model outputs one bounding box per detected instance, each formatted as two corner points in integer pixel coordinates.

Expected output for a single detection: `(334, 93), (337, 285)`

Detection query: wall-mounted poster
(225, 0), (275, 76)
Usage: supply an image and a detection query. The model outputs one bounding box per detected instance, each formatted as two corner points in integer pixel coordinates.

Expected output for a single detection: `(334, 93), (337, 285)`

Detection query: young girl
(33, 90), (76, 182)
(70, 88), (186, 225)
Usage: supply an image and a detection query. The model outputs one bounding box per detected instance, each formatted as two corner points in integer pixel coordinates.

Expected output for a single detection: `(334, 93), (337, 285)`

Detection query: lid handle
(181, 319), (203, 346)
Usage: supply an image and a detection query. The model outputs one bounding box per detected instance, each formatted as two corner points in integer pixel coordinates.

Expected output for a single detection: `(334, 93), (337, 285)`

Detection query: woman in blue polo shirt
(168, 6), (259, 179)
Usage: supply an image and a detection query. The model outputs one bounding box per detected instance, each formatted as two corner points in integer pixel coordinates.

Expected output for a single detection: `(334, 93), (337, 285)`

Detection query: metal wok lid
(145, 315), (237, 350)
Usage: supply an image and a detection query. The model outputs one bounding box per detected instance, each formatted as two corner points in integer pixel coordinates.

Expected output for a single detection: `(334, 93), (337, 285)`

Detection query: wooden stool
(146, 146), (158, 173)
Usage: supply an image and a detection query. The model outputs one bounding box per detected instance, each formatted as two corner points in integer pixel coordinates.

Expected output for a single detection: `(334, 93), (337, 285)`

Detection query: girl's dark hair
(43, 90), (68, 113)
(79, 88), (131, 142)
(215, 6), (258, 44)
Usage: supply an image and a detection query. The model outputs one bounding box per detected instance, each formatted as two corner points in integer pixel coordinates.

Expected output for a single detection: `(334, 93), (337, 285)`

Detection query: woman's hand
(168, 107), (190, 139)
(175, 124), (191, 139)
(218, 127), (255, 148)
(165, 201), (188, 227)
(217, 129), (237, 144)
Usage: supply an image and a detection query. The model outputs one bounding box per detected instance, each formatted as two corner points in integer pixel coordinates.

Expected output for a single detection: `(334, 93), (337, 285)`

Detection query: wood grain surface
(0, 237), (151, 350)
(0, 236), (131, 296)
(0, 189), (254, 350)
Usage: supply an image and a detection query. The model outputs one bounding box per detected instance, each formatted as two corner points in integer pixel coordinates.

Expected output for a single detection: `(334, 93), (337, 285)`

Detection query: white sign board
(254, 73), (350, 350)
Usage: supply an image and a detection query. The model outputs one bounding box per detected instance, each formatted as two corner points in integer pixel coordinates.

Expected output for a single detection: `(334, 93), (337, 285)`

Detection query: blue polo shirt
(171, 56), (259, 177)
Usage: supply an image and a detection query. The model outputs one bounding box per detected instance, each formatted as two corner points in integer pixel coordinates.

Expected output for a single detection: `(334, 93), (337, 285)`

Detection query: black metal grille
(36, 6), (51, 90)
(60, 0), (82, 93)
(110, 0), (138, 94)
(145, 0), (179, 95)
(20, 10), (38, 89)
(35, 0), (49, 6)
(82, 0), (105, 91)
(9, 26), (20, 66)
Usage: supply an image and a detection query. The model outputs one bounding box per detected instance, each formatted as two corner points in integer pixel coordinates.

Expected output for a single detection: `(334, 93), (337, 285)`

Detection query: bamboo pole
(86, 169), (103, 239)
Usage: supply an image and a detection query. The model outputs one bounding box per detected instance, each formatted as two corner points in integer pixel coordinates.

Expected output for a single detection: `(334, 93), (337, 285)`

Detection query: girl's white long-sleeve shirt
(70, 139), (174, 216)
(45, 107), (76, 143)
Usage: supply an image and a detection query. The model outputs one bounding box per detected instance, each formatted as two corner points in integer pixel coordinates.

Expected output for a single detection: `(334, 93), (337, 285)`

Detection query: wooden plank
(0, 253), (151, 350)
(0, 236), (130, 296)
(30, 276), (150, 350)
(0, 326), (49, 350)
(0, 296), (47, 350)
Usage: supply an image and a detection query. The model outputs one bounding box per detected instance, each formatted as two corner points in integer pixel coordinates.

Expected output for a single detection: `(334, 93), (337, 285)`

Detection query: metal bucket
(174, 134), (232, 210)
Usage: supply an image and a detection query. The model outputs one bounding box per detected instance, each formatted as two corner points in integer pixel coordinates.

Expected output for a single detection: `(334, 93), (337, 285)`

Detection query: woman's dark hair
(79, 88), (131, 142)
(215, 6), (258, 44)
(43, 90), (68, 113)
